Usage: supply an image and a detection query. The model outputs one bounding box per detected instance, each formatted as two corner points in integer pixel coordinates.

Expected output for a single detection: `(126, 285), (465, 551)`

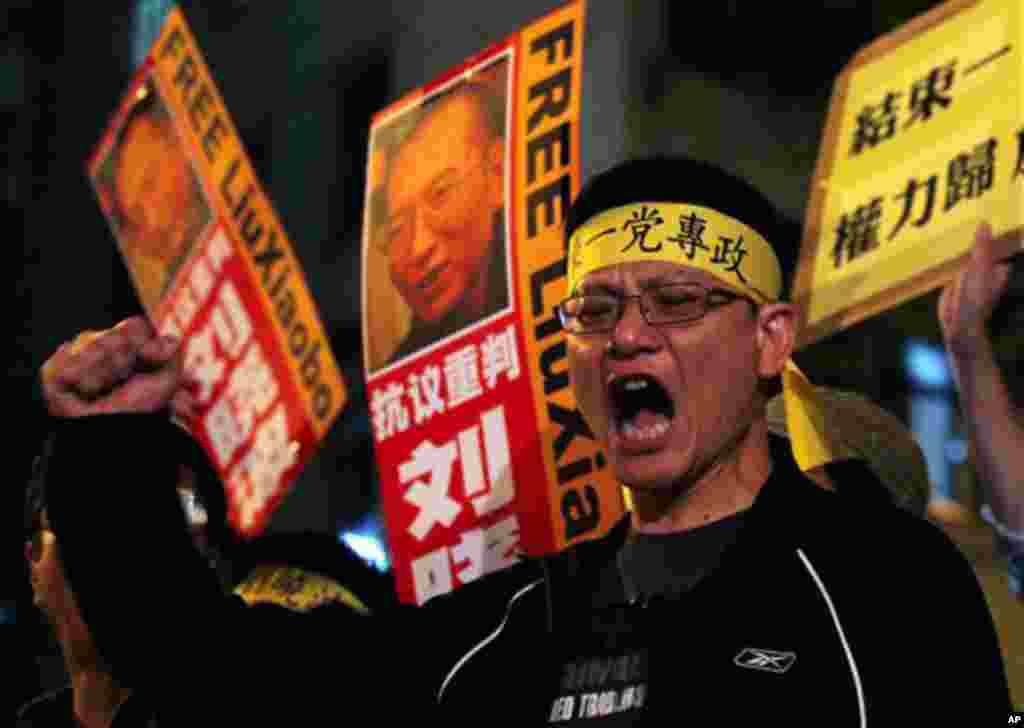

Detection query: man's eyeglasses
(557, 282), (748, 335)
(374, 157), (491, 257)
(26, 528), (56, 564)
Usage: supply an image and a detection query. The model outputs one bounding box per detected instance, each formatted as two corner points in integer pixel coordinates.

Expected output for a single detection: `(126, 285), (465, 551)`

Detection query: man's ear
(488, 137), (504, 205)
(755, 303), (796, 378)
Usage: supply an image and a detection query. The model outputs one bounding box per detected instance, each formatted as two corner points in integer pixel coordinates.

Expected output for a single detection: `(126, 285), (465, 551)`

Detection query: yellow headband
(567, 203), (783, 303)
(568, 202), (843, 477)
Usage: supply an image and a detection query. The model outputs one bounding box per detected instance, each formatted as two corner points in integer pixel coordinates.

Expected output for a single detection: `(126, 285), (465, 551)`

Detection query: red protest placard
(362, 0), (626, 605)
(87, 8), (346, 537)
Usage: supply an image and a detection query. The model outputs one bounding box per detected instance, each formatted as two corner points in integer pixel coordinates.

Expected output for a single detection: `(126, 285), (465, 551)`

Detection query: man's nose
(608, 297), (660, 357)
(407, 210), (440, 267)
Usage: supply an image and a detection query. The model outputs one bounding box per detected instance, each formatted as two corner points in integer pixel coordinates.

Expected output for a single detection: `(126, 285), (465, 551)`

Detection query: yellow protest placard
(796, 0), (1024, 347)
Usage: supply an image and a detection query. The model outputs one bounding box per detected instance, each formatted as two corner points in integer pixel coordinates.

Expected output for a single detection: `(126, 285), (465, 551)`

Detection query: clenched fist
(41, 315), (196, 422)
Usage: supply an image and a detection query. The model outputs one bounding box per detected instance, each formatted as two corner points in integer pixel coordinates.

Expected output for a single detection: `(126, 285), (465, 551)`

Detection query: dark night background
(6, 0), (1023, 713)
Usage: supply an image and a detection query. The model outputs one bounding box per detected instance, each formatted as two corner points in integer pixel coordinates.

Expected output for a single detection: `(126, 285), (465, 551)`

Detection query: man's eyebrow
(578, 281), (621, 295)
(386, 167), (460, 227)
(428, 168), (458, 187)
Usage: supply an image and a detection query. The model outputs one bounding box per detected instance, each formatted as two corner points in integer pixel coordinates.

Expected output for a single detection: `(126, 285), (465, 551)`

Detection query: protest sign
(796, 0), (1024, 348)
(362, 0), (626, 605)
(88, 6), (346, 537)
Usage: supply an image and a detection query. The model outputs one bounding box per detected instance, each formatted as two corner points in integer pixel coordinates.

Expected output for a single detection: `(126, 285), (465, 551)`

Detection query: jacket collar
(541, 434), (816, 632)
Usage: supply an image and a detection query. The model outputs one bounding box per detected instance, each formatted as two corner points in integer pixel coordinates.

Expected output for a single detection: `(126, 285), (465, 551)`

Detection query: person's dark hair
(171, 424), (240, 585)
(400, 81), (504, 149)
(823, 458), (902, 511)
(564, 156), (799, 300)
(24, 416), (237, 584)
(24, 438), (55, 537)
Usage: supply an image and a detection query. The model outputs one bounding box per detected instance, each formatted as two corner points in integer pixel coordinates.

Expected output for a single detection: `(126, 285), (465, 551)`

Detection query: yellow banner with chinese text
(797, 0), (1024, 347)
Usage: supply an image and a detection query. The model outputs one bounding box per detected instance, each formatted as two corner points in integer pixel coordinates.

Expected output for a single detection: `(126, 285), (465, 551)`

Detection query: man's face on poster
(384, 91), (504, 323)
(113, 111), (195, 264)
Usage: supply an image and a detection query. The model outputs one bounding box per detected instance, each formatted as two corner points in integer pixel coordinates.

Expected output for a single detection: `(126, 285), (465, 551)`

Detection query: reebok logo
(733, 648), (796, 674)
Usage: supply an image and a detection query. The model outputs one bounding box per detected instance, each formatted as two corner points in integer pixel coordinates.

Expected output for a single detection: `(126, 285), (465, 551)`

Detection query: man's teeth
(620, 421), (669, 440)
(624, 379), (648, 391)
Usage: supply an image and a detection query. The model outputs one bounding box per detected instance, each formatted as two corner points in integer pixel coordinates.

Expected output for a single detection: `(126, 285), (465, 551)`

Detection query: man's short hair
(392, 81), (505, 153)
(564, 156), (799, 300)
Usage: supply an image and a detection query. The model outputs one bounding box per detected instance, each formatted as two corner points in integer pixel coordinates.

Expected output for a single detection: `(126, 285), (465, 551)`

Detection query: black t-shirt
(614, 510), (748, 603)
(547, 510), (748, 725)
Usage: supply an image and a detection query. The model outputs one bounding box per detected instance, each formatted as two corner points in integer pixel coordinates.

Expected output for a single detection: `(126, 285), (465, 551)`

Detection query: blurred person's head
(561, 156), (797, 502)
(23, 414), (237, 662)
(765, 386), (931, 518)
(111, 92), (200, 268)
(24, 505), (98, 671)
(232, 531), (396, 616)
(381, 83), (504, 323)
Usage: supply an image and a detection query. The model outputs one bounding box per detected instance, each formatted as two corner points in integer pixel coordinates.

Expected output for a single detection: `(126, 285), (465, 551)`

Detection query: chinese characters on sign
(833, 134), (1002, 269)
(371, 325), (522, 442)
(368, 320), (527, 605)
(403, 405), (520, 604)
(159, 227), (299, 531)
(797, 1), (1024, 348)
(850, 60), (958, 156)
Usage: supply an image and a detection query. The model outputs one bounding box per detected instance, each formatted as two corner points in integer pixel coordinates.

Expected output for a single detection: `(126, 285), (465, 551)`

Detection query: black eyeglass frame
(556, 282), (754, 335)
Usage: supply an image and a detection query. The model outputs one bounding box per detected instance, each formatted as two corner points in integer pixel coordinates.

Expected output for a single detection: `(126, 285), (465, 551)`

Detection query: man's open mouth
(608, 373), (675, 444)
(417, 261), (449, 293)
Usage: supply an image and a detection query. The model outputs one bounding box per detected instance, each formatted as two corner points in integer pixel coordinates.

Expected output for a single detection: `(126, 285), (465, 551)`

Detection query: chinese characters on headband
(596, 206), (750, 286)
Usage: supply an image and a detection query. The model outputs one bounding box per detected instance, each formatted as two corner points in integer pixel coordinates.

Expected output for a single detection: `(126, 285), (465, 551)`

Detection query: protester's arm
(938, 224), (1024, 537)
(37, 319), (235, 689)
(35, 318), (439, 722)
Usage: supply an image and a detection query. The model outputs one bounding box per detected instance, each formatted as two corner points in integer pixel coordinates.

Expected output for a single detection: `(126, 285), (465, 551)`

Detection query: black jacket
(34, 416), (1011, 725)
(425, 436), (1012, 724)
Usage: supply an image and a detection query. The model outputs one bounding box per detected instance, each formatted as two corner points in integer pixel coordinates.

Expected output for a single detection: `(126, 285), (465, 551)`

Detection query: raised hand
(40, 315), (195, 422)
(938, 222), (1013, 359)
